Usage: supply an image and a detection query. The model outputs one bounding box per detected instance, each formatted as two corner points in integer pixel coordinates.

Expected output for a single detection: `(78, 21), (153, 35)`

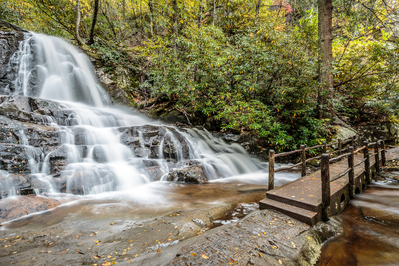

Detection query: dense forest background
(2, 0), (399, 152)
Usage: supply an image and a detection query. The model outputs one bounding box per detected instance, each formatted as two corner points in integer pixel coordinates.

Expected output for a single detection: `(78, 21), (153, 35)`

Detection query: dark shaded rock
(166, 165), (207, 183)
(161, 110), (187, 124)
(0, 144), (41, 173)
(0, 115), (61, 147)
(0, 29), (26, 95)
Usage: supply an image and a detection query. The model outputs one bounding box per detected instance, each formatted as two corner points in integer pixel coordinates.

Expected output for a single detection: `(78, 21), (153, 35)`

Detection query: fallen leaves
(201, 253), (209, 259)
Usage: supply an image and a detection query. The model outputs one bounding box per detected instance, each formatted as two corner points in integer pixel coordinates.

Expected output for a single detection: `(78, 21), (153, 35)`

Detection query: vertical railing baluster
(269, 150), (275, 190)
(364, 141), (370, 183)
(323, 141), (327, 153)
(338, 139), (342, 155)
(321, 154), (330, 222)
(348, 146), (355, 199)
(375, 137), (380, 173)
(300, 145), (306, 177)
(380, 136), (386, 167)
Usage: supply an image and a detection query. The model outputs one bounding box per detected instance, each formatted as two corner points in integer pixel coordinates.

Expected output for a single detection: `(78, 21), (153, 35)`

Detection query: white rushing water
(1, 32), (284, 200)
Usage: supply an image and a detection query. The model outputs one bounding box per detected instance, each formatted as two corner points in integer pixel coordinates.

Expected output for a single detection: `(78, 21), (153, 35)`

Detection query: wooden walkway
(259, 141), (395, 225)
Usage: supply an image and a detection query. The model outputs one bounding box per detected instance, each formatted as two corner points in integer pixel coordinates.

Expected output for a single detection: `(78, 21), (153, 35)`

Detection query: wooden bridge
(259, 137), (388, 225)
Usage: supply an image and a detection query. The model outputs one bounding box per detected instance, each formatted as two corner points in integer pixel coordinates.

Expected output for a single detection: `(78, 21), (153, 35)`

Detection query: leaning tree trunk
(75, 0), (85, 45)
(88, 0), (100, 45)
(318, 0), (333, 118)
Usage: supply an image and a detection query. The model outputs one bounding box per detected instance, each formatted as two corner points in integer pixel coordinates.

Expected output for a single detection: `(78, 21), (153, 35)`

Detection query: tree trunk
(255, 0), (261, 26)
(172, 0), (179, 54)
(213, 0), (216, 26)
(197, 0), (203, 28)
(75, 0), (85, 45)
(88, 0), (100, 45)
(148, 0), (154, 36)
(122, 0), (126, 21)
(318, 0), (333, 118)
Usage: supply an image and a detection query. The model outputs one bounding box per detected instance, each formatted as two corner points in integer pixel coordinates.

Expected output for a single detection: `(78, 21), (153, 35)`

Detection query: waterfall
(0, 32), (269, 198)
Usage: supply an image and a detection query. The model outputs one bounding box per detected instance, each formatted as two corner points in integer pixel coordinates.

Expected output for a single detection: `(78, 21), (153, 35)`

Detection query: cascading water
(0, 32), (281, 202)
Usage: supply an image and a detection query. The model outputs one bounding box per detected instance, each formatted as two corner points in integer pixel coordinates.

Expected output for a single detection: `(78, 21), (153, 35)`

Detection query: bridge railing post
(364, 141), (370, 183)
(321, 154), (330, 222)
(380, 136), (386, 167)
(348, 146), (355, 199)
(300, 145), (306, 177)
(351, 136), (355, 148)
(338, 139), (342, 155)
(269, 150), (275, 190)
(375, 137), (380, 173)
(323, 141), (327, 153)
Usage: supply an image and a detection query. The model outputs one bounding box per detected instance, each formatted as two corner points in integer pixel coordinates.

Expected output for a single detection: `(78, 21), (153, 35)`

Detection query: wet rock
(308, 159), (321, 167)
(119, 125), (190, 160)
(0, 195), (61, 223)
(0, 172), (31, 199)
(145, 166), (164, 181)
(0, 143), (41, 173)
(0, 115), (61, 148)
(0, 28), (27, 95)
(92, 145), (107, 163)
(166, 165), (207, 183)
(58, 168), (117, 195)
(0, 95), (76, 126)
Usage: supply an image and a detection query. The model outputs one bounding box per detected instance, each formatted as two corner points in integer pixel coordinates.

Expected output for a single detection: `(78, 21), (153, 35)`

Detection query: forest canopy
(2, 0), (399, 151)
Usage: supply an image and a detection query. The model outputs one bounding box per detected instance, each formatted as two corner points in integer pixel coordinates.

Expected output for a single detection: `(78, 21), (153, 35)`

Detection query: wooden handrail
(329, 152), (351, 163)
(274, 149), (301, 158)
(319, 139), (386, 222)
(275, 162), (302, 172)
(330, 167), (351, 182)
(354, 157), (368, 168)
(267, 136), (386, 201)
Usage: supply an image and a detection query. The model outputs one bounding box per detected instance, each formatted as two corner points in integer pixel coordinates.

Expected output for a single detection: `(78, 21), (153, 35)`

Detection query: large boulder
(166, 165), (207, 183)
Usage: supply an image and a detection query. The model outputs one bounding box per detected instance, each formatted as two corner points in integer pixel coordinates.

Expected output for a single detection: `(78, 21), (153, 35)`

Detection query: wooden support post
(364, 141), (370, 183)
(321, 154), (330, 222)
(380, 136), (386, 167)
(375, 138), (380, 173)
(300, 145), (306, 177)
(323, 141), (327, 153)
(348, 146), (355, 199)
(268, 150), (275, 190)
(351, 136), (355, 148)
(338, 139), (342, 155)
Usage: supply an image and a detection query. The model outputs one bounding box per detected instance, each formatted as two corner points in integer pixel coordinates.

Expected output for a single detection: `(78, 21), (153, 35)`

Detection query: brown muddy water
(318, 181), (399, 266)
